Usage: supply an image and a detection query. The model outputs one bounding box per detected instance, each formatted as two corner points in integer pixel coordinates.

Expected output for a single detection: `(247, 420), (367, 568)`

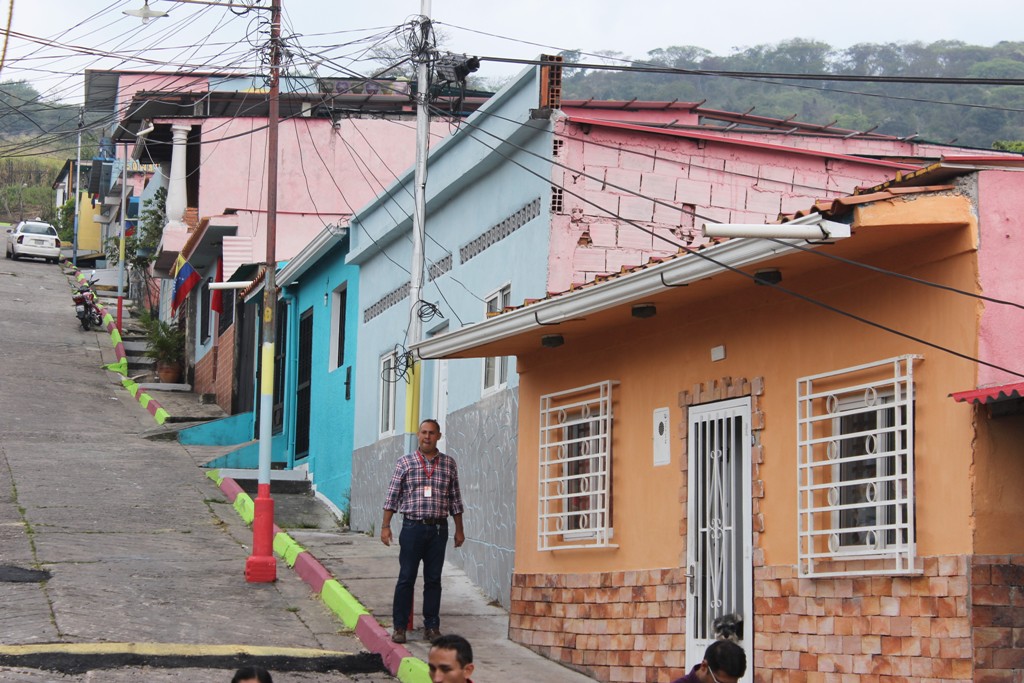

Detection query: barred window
(797, 356), (920, 577)
(538, 380), (617, 550)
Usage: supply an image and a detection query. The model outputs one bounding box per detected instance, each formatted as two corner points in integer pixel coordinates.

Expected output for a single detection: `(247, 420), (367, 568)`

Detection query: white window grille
(379, 351), (398, 437)
(482, 285), (511, 393)
(538, 380), (617, 550)
(797, 355), (920, 577)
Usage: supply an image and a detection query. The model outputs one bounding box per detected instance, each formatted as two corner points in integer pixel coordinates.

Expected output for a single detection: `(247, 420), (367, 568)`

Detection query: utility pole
(72, 106), (83, 267)
(404, 0), (432, 451)
(117, 141), (128, 332)
(245, 0), (281, 584)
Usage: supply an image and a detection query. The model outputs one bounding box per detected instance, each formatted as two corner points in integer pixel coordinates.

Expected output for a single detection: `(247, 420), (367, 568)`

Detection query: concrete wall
(351, 433), (406, 533)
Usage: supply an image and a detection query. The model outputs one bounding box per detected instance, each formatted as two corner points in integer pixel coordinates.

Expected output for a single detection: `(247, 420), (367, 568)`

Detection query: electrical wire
(425, 100), (1024, 379)
(459, 104), (1024, 312)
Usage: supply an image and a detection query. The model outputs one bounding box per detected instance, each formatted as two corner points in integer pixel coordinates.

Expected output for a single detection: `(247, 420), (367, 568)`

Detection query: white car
(5, 221), (61, 263)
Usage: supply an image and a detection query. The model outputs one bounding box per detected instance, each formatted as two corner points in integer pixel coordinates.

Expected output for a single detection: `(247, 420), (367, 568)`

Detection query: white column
(165, 123), (190, 228)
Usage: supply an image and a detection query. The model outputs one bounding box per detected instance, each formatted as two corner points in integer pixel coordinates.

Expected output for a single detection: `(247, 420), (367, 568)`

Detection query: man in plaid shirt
(381, 419), (465, 644)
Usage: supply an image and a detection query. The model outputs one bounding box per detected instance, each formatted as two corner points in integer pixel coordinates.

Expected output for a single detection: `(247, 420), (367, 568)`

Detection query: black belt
(405, 517), (446, 525)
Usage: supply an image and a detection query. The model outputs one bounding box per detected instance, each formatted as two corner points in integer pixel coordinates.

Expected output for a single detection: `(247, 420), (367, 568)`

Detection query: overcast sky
(4, 0), (1022, 103)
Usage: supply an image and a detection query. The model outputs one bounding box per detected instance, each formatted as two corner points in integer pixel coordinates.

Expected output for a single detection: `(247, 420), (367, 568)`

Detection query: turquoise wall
(282, 239), (359, 515)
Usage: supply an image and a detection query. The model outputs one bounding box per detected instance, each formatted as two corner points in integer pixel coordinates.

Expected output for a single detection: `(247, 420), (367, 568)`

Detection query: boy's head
(428, 634), (474, 683)
(231, 667), (273, 683)
(698, 640), (747, 683)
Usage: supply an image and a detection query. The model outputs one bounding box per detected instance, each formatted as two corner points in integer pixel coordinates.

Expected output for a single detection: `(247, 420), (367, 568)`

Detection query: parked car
(5, 221), (61, 263)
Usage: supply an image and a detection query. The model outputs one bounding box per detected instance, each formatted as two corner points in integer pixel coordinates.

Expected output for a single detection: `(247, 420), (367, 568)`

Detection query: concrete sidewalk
(177, 438), (595, 683)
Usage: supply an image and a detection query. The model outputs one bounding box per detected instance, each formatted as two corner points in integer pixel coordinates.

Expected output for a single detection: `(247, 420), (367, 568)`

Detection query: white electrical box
(653, 407), (670, 466)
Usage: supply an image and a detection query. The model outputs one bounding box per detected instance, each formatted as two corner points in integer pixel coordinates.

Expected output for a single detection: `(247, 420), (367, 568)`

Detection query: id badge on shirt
(423, 485), (433, 498)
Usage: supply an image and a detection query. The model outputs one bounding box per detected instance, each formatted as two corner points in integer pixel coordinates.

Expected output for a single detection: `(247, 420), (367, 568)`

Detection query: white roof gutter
(411, 214), (841, 360)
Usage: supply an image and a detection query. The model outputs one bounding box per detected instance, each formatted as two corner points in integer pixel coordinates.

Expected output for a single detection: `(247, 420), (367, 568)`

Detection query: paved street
(0, 259), (389, 681)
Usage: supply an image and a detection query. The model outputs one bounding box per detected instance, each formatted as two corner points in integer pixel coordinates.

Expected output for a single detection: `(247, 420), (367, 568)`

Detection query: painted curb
(292, 551), (332, 594)
(397, 656), (430, 683)
(273, 532), (305, 567)
(233, 492), (255, 524)
(61, 259), (171, 426)
(356, 614), (412, 675)
(213, 476), (428, 677)
(321, 579), (371, 629)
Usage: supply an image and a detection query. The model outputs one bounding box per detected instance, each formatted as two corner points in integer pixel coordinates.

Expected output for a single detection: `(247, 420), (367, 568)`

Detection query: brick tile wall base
(510, 568), (687, 683)
(214, 325), (234, 413)
(511, 554), (1024, 683)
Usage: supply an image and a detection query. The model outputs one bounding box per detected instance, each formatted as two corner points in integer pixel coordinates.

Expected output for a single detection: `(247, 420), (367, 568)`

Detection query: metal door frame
(685, 396), (753, 679)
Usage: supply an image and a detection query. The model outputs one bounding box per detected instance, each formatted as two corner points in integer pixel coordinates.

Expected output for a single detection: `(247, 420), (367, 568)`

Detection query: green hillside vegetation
(0, 80), (95, 224)
(559, 39), (1024, 149)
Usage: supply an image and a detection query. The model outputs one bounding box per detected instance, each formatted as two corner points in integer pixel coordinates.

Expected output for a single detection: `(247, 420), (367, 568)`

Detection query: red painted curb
(292, 550), (332, 593)
(357, 613), (411, 675)
(219, 478), (245, 502)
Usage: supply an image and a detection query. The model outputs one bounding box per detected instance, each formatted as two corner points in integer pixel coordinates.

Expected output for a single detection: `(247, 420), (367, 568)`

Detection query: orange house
(413, 162), (1024, 683)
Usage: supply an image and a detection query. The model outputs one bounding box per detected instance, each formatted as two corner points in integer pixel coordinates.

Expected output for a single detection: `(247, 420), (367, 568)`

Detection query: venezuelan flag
(171, 254), (200, 315)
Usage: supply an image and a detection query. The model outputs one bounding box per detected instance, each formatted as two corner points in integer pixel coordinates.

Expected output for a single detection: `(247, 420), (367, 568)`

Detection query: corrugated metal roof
(950, 382), (1024, 404)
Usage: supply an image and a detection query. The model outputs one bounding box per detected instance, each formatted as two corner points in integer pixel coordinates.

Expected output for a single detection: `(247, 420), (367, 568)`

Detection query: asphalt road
(0, 259), (392, 681)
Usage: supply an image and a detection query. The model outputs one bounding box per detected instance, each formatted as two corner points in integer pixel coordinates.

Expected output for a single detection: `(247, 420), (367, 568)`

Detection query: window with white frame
(482, 285), (511, 392)
(379, 351), (398, 437)
(329, 285), (347, 371)
(538, 380), (617, 550)
(797, 355), (920, 577)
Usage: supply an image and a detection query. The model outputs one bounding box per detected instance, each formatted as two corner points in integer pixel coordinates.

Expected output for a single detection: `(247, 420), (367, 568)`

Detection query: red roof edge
(949, 381), (1024, 404)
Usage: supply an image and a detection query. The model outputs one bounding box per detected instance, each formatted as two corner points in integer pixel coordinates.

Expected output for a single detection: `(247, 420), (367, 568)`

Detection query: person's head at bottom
(429, 634), (474, 683)
(695, 640), (746, 683)
(232, 666), (273, 683)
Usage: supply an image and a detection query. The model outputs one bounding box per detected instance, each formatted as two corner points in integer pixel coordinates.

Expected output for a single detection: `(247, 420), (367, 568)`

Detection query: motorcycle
(72, 274), (103, 330)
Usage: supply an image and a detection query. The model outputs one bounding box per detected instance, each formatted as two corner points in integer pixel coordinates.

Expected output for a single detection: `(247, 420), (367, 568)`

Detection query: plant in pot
(140, 309), (185, 383)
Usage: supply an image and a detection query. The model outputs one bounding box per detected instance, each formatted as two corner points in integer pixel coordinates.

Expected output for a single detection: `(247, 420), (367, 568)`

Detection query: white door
(685, 397), (753, 679)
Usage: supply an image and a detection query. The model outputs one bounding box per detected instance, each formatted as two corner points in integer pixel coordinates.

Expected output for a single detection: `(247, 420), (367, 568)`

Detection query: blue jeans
(393, 519), (448, 630)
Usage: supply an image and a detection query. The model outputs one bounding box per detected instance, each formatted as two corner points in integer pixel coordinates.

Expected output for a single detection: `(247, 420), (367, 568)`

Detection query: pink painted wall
(116, 73), (208, 119)
(976, 169), (1024, 387)
(193, 116), (452, 262)
(546, 118), (1000, 293)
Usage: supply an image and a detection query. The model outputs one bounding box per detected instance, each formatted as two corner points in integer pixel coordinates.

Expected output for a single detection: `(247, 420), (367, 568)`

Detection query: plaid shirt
(383, 451), (464, 520)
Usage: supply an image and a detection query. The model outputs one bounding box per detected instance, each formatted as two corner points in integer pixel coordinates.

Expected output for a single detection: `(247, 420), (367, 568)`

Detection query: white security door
(685, 397), (753, 679)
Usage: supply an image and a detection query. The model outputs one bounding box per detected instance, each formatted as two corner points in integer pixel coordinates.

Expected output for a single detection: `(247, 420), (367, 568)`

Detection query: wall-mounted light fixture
(541, 334), (564, 348)
(753, 269), (782, 286)
(632, 303), (657, 319)
(701, 213), (850, 243)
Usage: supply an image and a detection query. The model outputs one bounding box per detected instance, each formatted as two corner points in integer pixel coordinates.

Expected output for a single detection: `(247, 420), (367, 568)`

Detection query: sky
(3, 0), (1022, 104)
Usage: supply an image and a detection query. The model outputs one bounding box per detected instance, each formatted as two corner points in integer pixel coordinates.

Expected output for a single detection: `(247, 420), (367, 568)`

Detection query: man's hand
(454, 528), (465, 548)
(381, 527), (393, 546)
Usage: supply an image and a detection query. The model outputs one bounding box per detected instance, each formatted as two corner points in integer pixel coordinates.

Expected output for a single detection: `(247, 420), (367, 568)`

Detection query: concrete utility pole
(117, 141), (128, 331)
(404, 0), (432, 451)
(246, 0), (282, 584)
(72, 107), (83, 267)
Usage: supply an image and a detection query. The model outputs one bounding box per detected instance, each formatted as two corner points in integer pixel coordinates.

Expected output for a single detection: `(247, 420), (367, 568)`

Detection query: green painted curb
(397, 656), (430, 683)
(273, 532), (305, 566)
(205, 469), (222, 485)
(153, 407), (169, 425)
(233, 492), (255, 524)
(320, 579), (369, 629)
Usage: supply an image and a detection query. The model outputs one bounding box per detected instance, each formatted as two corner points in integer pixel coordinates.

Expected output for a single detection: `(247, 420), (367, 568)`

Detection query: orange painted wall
(513, 193), (981, 576)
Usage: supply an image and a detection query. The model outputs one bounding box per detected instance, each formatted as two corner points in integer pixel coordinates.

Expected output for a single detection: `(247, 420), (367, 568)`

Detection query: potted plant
(140, 309), (185, 383)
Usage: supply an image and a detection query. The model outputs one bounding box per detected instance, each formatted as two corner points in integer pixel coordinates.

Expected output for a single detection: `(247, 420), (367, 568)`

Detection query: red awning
(950, 381), (1024, 405)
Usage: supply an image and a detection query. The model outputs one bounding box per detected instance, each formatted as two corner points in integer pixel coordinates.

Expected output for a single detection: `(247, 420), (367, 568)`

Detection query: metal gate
(685, 397), (753, 678)
(294, 307), (313, 459)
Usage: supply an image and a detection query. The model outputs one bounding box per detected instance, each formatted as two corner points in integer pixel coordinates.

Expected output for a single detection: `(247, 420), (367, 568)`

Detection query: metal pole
(72, 107), (83, 267)
(404, 0), (431, 450)
(116, 140), (128, 332)
(245, 0), (281, 584)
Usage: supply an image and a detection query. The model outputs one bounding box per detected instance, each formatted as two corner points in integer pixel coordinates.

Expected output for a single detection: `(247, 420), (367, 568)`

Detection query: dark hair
(704, 640), (746, 678)
(431, 634), (473, 667)
(232, 667), (273, 683)
(420, 418), (441, 432)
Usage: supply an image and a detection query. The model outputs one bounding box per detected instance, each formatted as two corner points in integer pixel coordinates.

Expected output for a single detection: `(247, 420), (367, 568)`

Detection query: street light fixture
(123, 1), (169, 23)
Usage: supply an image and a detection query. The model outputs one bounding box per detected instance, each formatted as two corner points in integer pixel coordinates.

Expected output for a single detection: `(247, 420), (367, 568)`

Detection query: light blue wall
(349, 64), (552, 450)
(282, 239), (359, 515)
